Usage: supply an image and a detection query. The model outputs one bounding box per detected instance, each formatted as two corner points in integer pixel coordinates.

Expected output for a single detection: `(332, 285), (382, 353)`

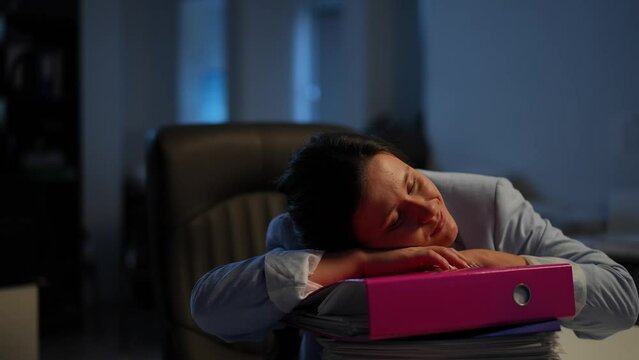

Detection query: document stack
(285, 264), (575, 359)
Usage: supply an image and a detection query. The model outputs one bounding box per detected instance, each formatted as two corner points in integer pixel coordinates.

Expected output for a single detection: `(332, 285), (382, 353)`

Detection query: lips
(431, 211), (445, 236)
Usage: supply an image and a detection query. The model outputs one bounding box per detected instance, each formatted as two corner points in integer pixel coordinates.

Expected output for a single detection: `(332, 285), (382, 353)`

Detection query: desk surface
(559, 326), (639, 360)
(0, 283), (38, 360)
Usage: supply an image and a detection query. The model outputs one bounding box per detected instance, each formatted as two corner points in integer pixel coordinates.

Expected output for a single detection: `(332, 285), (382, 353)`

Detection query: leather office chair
(146, 123), (351, 359)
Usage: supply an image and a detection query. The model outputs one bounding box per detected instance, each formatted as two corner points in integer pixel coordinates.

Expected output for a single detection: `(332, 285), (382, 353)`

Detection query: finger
(452, 249), (483, 268)
(458, 249), (485, 268)
(417, 249), (451, 271)
(448, 250), (472, 269)
(434, 248), (471, 269)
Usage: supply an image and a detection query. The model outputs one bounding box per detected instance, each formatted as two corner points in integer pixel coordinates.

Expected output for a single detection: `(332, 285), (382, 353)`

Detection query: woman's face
(352, 153), (458, 250)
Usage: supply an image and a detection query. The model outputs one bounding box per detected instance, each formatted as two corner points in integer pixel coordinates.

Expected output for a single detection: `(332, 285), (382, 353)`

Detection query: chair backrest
(146, 123), (351, 359)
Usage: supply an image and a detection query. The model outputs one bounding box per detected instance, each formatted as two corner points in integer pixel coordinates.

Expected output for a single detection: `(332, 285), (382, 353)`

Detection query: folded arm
(493, 178), (639, 339)
(190, 249), (322, 342)
(190, 213), (322, 342)
(190, 214), (477, 341)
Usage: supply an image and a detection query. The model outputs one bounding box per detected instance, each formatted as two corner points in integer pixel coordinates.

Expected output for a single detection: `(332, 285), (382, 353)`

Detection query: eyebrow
(382, 166), (411, 230)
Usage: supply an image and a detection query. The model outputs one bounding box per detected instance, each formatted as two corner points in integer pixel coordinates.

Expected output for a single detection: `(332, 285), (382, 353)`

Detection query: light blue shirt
(190, 171), (639, 358)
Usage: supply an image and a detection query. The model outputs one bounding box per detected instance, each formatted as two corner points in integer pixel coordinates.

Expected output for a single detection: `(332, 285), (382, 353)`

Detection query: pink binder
(364, 263), (575, 340)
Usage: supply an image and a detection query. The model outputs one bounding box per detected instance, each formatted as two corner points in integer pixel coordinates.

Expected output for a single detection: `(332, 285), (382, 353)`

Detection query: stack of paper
(317, 320), (562, 360)
(285, 264), (575, 359)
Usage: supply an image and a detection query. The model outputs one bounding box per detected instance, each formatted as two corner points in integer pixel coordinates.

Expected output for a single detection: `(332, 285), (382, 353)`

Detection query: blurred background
(0, 0), (638, 358)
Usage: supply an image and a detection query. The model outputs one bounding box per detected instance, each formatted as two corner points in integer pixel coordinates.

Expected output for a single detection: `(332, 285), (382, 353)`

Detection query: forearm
(493, 177), (639, 338)
(520, 236), (639, 338)
(308, 249), (364, 286)
(526, 255), (639, 339)
(190, 255), (285, 342)
(572, 262), (639, 339)
(460, 249), (527, 267)
(310, 246), (473, 286)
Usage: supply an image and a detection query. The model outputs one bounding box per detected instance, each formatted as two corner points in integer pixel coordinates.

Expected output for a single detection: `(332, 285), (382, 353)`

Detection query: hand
(459, 249), (527, 267)
(360, 246), (472, 277)
(309, 246), (472, 286)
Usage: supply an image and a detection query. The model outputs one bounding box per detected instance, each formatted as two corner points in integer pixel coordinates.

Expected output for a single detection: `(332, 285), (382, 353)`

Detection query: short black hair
(277, 132), (406, 251)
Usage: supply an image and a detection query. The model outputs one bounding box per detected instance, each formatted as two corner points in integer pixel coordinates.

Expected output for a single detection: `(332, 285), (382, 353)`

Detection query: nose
(407, 198), (438, 225)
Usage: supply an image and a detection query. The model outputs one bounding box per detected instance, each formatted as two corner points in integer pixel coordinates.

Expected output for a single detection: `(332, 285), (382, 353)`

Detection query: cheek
(370, 230), (423, 250)
(442, 211), (458, 243)
(418, 177), (440, 197)
(446, 208), (457, 228)
(394, 227), (430, 248)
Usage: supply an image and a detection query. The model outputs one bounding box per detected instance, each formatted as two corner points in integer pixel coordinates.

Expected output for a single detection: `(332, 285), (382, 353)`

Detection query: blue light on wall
(198, 70), (227, 123)
(292, 3), (314, 123)
(178, 0), (227, 123)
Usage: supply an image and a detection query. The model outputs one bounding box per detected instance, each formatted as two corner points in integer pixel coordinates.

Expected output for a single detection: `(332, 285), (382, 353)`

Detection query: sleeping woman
(190, 132), (639, 359)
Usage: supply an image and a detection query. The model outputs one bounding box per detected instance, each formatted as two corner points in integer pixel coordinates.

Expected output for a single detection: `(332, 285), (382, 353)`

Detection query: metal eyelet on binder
(513, 283), (531, 306)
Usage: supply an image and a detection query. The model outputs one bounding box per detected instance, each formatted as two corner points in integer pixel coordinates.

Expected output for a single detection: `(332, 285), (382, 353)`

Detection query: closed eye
(389, 212), (404, 231)
(408, 177), (416, 194)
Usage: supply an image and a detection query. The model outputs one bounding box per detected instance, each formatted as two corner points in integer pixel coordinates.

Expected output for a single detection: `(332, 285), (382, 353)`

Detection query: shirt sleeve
(190, 213), (323, 342)
(264, 213), (325, 310)
(521, 255), (587, 319)
(494, 177), (639, 339)
(190, 255), (283, 342)
(265, 248), (324, 312)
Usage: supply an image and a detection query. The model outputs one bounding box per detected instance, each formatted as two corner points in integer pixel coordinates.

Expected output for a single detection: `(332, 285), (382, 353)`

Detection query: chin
(443, 227), (458, 247)
(445, 217), (459, 246)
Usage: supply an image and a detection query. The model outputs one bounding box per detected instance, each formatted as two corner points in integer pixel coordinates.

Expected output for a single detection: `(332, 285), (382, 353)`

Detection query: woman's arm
(190, 255), (282, 342)
(191, 214), (474, 341)
(191, 214), (323, 342)
(191, 247), (324, 342)
(458, 248), (527, 267)
(493, 177), (639, 339)
(310, 246), (472, 285)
